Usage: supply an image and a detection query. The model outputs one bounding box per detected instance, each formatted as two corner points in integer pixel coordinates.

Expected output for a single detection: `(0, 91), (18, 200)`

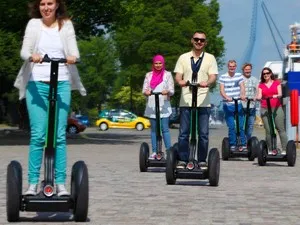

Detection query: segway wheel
(247, 136), (259, 161)
(139, 142), (149, 172)
(166, 147), (177, 185)
(208, 148), (220, 186)
(71, 161), (89, 222)
(257, 140), (267, 166)
(286, 140), (296, 167)
(221, 137), (230, 160)
(6, 160), (22, 222)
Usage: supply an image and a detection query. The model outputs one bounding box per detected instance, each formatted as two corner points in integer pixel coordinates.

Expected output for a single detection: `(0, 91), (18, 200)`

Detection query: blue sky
(211, 0), (300, 104)
(218, 0), (300, 76)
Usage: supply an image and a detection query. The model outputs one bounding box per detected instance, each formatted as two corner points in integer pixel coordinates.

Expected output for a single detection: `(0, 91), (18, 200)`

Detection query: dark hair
(193, 31), (207, 37)
(260, 67), (275, 83)
(242, 63), (252, 70)
(28, 0), (69, 30)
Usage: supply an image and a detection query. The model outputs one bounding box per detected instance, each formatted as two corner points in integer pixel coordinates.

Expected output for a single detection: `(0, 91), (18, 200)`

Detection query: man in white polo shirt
(174, 31), (218, 168)
(219, 60), (246, 151)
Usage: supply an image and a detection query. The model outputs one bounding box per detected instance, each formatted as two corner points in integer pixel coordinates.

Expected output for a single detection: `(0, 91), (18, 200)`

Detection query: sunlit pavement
(0, 125), (300, 225)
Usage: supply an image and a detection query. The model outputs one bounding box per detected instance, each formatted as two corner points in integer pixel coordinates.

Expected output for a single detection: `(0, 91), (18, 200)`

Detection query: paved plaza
(0, 125), (300, 225)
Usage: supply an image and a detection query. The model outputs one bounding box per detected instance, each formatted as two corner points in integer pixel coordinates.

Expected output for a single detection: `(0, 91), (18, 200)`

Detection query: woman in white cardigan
(142, 54), (174, 159)
(14, 0), (86, 196)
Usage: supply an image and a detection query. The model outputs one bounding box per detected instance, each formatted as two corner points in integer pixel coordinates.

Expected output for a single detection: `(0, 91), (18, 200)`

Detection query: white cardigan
(14, 18), (87, 99)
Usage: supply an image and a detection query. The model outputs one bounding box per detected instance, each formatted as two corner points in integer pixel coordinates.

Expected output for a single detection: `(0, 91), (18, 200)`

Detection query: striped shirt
(219, 72), (244, 104)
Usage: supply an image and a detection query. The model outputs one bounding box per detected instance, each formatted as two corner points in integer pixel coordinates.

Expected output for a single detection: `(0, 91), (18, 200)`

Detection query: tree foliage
(73, 36), (119, 113)
(112, 0), (225, 109)
(0, 0), (226, 124)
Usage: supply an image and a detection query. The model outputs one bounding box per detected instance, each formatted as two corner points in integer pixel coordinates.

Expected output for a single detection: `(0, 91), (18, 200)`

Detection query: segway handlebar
(29, 54), (80, 64)
(150, 91), (163, 95)
(259, 96), (282, 100)
(186, 80), (200, 87)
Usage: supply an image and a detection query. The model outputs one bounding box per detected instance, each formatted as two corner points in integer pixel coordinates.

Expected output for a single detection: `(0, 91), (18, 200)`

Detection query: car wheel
(68, 125), (78, 134)
(136, 123), (144, 131)
(99, 122), (108, 131)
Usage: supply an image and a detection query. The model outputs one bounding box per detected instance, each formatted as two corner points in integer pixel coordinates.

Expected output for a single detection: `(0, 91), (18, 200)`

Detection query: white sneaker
(56, 184), (70, 196)
(25, 184), (38, 196)
(148, 152), (157, 159)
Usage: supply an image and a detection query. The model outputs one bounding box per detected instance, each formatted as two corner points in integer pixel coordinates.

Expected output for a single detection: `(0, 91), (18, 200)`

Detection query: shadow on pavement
(0, 129), (149, 146)
(20, 212), (90, 222)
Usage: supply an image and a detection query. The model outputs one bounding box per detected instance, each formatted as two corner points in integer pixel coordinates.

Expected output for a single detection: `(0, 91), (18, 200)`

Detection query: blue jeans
(26, 81), (71, 184)
(223, 103), (246, 146)
(150, 117), (171, 152)
(243, 107), (256, 141)
(178, 107), (210, 162)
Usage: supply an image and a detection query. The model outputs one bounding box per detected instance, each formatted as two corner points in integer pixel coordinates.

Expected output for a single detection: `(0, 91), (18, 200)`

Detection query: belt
(39, 81), (51, 84)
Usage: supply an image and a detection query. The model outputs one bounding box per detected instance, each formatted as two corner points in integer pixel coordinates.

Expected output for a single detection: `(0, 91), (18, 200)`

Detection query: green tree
(73, 36), (119, 114)
(112, 0), (225, 109)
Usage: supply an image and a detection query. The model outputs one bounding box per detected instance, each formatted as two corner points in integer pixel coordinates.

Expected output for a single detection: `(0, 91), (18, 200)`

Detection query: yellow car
(95, 109), (151, 131)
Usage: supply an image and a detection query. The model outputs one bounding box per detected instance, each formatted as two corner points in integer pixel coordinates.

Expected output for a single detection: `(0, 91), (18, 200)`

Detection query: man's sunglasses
(193, 38), (206, 43)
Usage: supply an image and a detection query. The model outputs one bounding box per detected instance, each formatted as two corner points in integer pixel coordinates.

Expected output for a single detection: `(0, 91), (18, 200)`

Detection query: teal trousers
(26, 81), (70, 184)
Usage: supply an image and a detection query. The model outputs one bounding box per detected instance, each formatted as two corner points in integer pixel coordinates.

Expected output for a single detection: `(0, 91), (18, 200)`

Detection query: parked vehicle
(67, 117), (86, 134)
(96, 109), (150, 131)
(76, 115), (91, 127)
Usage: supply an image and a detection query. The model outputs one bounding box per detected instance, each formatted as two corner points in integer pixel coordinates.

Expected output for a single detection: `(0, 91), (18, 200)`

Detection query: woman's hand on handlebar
(272, 94), (282, 98)
(240, 95), (246, 101)
(66, 56), (77, 64)
(161, 90), (169, 95)
(144, 90), (152, 96)
(31, 53), (42, 63)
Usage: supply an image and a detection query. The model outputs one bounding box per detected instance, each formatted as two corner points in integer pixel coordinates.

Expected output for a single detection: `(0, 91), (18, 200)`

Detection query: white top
(143, 71), (174, 119)
(14, 18), (86, 99)
(31, 26), (69, 81)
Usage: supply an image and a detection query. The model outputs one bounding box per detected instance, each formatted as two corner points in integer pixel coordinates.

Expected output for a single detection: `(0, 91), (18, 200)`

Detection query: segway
(165, 81), (220, 186)
(222, 98), (259, 161)
(139, 92), (167, 172)
(257, 97), (296, 166)
(6, 55), (89, 222)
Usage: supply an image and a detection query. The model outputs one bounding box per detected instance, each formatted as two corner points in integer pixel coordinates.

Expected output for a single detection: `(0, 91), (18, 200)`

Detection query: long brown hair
(28, 0), (69, 30)
(260, 67), (275, 83)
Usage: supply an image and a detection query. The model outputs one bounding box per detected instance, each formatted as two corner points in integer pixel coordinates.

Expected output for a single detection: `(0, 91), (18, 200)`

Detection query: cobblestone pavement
(0, 125), (300, 225)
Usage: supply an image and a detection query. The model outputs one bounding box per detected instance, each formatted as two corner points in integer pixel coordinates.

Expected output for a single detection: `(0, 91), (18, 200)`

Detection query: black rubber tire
(71, 161), (89, 222)
(208, 148), (220, 186)
(139, 142), (149, 172)
(258, 140), (267, 166)
(6, 160), (22, 222)
(286, 140), (296, 167)
(221, 137), (230, 160)
(166, 147), (177, 185)
(248, 136), (259, 161)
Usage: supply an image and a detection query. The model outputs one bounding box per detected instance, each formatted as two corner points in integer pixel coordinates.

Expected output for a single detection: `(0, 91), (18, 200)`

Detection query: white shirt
(31, 26), (69, 81)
